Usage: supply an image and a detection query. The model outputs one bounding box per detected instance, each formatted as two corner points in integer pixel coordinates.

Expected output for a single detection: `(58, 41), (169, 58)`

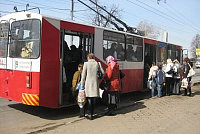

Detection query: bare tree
(137, 20), (160, 39)
(90, 3), (123, 29)
(190, 34), (200, 58)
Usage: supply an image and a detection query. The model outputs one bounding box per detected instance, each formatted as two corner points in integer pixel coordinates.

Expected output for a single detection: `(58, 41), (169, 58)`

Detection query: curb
(192, 81), (200, 86)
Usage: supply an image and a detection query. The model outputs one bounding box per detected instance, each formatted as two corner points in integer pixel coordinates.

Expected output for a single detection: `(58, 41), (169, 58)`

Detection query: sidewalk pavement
(29, 75), (200, 134)
(191, 75), (200, 86)
(37, 82), (200, 134)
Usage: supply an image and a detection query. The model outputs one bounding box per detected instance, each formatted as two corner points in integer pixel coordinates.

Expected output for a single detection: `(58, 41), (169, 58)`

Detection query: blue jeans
(157, 84), (162, 97)
(151, 81), (155, 97)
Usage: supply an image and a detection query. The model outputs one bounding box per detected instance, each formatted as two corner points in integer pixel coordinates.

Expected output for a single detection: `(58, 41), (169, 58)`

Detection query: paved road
(0, 68), (200, 134)
(41, 85), (200, 134)
(191, 68), (200, 86)
(16, 84), (198, 134)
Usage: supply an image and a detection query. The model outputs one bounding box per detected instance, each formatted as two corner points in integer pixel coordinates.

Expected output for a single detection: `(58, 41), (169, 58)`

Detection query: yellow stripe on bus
(22, 94), (31, 105)
(30, 94), (39, 106)
(22, 93), (39, 106)
(25, 94), (35, 105)
(33, 94), (39, 100)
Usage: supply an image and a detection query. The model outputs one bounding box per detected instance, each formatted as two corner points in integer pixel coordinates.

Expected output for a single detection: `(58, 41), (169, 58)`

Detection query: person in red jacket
(103, 55), (121, 116)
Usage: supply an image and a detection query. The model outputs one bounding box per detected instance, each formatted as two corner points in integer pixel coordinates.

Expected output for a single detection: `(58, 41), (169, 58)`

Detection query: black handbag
(97, 70), (103, 79)
(100, 80), (110, 90)
(97, 62), (103, 79)
(120, 70), (125, 79)
(167, 66), (174, 74)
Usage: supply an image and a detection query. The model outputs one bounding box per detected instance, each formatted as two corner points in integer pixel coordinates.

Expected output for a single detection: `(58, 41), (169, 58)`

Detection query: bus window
(103, 31), (125, 61)
(171, 45), (176, 60)
(0, 22), (9, 57)
(126, 36), (143, 62)
(9, 19), (40, 58)
(64, 32), (93, 61)
(176, 49), (182, 63)
(167, 44), (176, 61)
(82, 34), (93, 59)
(157, 42), (167, 62)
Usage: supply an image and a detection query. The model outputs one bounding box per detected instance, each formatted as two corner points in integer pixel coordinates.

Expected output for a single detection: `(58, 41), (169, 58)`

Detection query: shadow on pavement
(8, 103), (80, 120)
(116, 101), (146, 115)
(191, 90), (200, 97)
(94, 91), (151, 117)
(8, 87), (198, 120)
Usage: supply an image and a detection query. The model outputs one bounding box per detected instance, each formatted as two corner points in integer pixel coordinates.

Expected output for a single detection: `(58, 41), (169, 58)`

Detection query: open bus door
(143, 38), (157, 89)
(59, 30), (94, 106)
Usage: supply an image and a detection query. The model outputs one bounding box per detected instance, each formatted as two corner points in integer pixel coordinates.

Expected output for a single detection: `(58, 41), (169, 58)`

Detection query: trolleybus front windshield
(0, 23), (9, 58)
(9, 19), (40, 58)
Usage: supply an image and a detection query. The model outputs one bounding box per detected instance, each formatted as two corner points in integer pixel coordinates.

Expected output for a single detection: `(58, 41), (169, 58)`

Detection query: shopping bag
(181, 78), (188, 89)
(77, 89), (86, 108)
(147, 80), (152, 89)
(187, 63), (196, 77)
(76, 83), (81, 90)
(187, 68), (196, 77)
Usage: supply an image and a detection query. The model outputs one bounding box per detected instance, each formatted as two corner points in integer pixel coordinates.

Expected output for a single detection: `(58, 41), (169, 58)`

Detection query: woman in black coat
(182, 58), (193, 96)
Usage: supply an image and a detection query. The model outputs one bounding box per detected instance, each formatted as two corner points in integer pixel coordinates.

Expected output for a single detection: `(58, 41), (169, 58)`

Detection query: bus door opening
(143, 44), (156, 89)
(60, 30), (94, 105)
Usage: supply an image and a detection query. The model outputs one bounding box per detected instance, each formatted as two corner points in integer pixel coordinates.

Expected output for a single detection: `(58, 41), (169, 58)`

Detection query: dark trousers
(184, 87), (191, 96)
(80, 107), (85, 117)
(87, 97), (96, 115)
(108, 104), (117, 111)
(162, 83), (166, 96)
(166, 77), (173, 96)
(173, 78), (180, 94)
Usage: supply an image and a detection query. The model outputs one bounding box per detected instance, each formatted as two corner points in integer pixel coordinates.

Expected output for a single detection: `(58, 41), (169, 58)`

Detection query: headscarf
(106, 55), (116, 69)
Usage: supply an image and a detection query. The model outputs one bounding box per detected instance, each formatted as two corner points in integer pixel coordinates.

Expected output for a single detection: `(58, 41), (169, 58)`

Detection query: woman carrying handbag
(182, 58), (193, 96)
(81, 53), (104, 120)
(103, 56), (121, 116)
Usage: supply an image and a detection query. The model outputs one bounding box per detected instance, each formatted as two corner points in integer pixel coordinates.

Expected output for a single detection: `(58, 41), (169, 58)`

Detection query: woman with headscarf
(103, 56), (121, 116)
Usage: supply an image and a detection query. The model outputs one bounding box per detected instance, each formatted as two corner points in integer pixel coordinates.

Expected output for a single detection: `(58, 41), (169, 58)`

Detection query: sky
(1, 0), (200, 57)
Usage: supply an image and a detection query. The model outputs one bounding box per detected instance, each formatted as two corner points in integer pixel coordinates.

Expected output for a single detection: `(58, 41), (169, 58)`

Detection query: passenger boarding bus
(0, 11), (182, 108)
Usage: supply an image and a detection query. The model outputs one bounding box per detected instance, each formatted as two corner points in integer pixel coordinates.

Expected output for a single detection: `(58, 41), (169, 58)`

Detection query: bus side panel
(40, 18), (60, 108)
(0, 69), (10, 99)
(61, 21), (94, 34)
(10, 71), (40, 103)
(0, 69), (40, 103)
(144, 38), (157, 45)
(121, 69), (143, 93)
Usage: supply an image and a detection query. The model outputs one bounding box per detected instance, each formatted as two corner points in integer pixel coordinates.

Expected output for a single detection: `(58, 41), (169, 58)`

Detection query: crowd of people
(147, 57), (194, 98)
(64, 45), (194, 120)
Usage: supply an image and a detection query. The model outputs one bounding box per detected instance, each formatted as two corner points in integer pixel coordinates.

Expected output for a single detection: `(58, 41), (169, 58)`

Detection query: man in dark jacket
(155, 64), (165, 97)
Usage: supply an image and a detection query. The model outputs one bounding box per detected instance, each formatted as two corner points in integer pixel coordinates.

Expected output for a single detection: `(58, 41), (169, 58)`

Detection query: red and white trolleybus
(0, 11), (182, 108)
